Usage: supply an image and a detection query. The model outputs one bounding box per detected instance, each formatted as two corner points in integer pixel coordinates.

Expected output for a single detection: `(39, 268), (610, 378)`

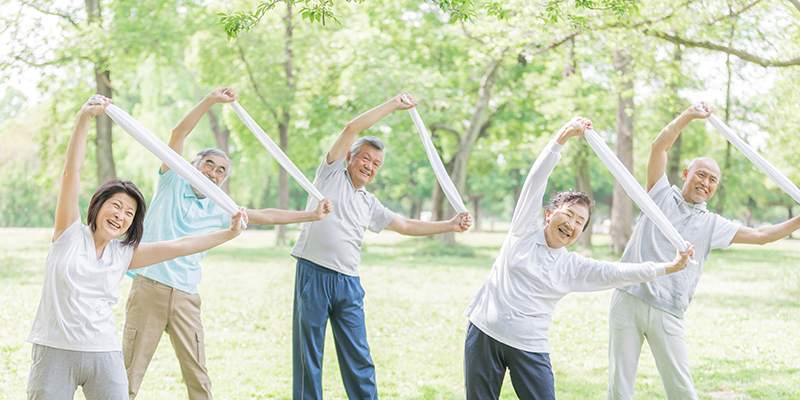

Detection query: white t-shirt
(28, 219), (135, 352)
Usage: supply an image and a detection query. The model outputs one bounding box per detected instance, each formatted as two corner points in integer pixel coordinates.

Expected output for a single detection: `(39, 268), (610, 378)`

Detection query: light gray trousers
(27, 344), (128, 400)
(607, 289), (699, 400)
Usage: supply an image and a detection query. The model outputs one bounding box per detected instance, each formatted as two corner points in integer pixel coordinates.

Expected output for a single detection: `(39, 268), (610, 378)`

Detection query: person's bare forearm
(327, 101), (397, 163)
(247, 209), (319, 226)
(343, 101), (396, 136)
(733, 215), (800, 245)
(396, 219), (454, 236)
(129, 229), (238, 270)
(171, 96), (217, 145)
(652, 112), (694, 154)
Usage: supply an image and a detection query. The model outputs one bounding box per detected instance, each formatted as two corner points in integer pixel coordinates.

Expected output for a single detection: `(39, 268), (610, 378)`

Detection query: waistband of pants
(134, 274), (182, 291)
(297, 258), (349, 277)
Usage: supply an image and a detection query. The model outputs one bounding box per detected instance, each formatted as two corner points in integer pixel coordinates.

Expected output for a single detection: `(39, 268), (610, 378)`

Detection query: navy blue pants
(464, 322), (555, 400)
(292, 258), (378, 400)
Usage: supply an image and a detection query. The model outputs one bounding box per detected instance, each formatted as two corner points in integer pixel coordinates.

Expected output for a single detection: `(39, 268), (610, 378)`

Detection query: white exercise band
(698, 105), (800, 204)
(400, 95), (469, 215)
(229, 101), (325, 202)
(583, 125), (696, 264)
(104, 104), (246, 228)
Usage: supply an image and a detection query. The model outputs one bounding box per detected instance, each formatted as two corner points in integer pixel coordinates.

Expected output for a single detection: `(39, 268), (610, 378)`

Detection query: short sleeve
(54, 219), (85, 244)
(316, 155), (346, 183)
(367, 198), (396, 233)
(114, 241), (136, 271)
(648, 174), (671, 199)
(157, 167), (179, 185)
(709, 214), (741, 250)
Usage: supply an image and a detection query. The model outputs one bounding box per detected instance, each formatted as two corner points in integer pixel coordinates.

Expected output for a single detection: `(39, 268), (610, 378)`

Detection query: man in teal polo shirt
(123, 87), (332, 400)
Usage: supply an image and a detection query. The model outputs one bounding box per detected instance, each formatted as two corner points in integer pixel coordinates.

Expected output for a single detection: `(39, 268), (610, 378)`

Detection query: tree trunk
(207, 107), (231, 194)
(276, 120), (290, 244)
(472, 196), (481, 231)
(430, 180), (446, 223)
(410, 200), (421, 220)
(666, 45), (684, 186)
(86, 0), (115, 185)
(428, 127), (455, 243)
(276, 1), (294, 246)
(573, 138), (594, 248)
(563, 38), (592, 248)
(716, 25), (736, 215)
(610, 50), (634, 254)
(439, 57), (503, 244)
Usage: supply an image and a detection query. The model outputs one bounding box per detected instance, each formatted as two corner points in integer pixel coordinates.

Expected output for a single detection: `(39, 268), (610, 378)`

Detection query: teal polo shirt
(127, 168), (231, 294)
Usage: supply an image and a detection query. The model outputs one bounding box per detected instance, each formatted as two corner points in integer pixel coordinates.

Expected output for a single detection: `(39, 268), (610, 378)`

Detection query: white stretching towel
(583, 127), (694, 261)
(705, 113), (800, 205)
(104, 104), (245, 227)
(229, 101), (325, 202)
(401, 95), (469, 215)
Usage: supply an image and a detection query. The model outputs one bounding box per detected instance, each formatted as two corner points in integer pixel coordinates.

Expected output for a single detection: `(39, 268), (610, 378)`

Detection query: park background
(1, 0), (799, 398)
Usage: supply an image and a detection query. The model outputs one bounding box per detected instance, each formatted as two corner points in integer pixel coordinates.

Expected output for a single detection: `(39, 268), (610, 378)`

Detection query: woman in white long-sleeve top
(463, 117), (694, 400)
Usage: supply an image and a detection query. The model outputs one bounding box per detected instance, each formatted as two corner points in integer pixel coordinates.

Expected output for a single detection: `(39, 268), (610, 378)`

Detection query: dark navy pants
(292, 258), (378, 400)
(464, 322), (555, 400)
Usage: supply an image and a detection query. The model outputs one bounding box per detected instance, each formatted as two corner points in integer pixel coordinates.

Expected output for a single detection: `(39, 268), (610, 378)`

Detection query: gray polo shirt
(291, 155), (396, 276)
(618, 174), (740, 318)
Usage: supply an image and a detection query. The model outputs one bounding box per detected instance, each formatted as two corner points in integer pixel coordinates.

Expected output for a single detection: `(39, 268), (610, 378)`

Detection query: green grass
(1, 228), (799, 399)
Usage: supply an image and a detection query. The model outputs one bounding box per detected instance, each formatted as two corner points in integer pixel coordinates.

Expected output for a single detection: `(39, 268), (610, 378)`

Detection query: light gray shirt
(291, 155), (396, 276)
(464, 141), (665, 353)
(618, 174), (740, 318)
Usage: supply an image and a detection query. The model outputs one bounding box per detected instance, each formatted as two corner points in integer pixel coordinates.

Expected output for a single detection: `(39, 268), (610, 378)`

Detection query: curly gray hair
(192, 148), (233, 183)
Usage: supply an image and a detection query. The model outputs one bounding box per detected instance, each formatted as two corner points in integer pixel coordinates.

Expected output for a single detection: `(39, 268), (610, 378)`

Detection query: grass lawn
(1, 227), (798, 399)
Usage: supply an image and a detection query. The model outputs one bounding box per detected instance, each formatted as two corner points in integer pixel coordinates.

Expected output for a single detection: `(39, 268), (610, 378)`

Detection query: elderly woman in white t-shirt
(462, 117), (695, 400)
(26, 95), (247, 400)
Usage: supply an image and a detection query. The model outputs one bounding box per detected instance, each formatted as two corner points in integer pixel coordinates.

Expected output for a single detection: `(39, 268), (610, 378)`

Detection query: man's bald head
(681, 157), (721, 204)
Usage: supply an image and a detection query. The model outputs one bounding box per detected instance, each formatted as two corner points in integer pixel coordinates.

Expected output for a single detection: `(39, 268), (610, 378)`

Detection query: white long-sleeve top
(464, 141), (665, 353)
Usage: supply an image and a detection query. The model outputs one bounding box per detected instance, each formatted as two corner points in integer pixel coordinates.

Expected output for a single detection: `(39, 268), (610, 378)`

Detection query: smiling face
(346, 144), (383, 190)
(193, 154), (228, 186)
(543, 202), (590, 249)
(681, 157), (721, 204)
(95, 192), (138, 242)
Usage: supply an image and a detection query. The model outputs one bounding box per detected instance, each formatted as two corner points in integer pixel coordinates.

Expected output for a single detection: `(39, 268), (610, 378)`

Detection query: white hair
(192, 148), (233, 183)
(350, 136), (386, 161)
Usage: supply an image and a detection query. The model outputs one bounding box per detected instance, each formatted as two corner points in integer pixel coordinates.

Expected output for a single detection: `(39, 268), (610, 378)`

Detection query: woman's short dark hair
(545, 189), (595, 232)
(87, 180), (147, 247)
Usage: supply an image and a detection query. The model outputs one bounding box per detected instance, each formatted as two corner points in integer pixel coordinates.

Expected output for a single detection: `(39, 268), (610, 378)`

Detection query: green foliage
(483, 1), (506, 20)
(219, 0), (371, 39)
(539, 0), (641, 30)
(218, 0), (282, 40)
(3, 0), (798, 230)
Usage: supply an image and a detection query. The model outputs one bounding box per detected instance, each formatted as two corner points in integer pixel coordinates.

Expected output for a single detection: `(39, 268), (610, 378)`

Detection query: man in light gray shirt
(290, 92), (472, 400)
(607, 103), (800, 400)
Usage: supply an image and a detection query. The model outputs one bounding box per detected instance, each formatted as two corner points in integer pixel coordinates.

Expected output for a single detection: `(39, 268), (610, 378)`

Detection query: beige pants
(607, 289), (698, 400)
(123, 275), (212, 400)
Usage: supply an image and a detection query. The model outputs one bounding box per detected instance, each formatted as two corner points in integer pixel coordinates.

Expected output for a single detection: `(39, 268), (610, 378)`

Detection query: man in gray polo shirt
(607, 102), (800, 400)
(290, 92), (472, 400)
